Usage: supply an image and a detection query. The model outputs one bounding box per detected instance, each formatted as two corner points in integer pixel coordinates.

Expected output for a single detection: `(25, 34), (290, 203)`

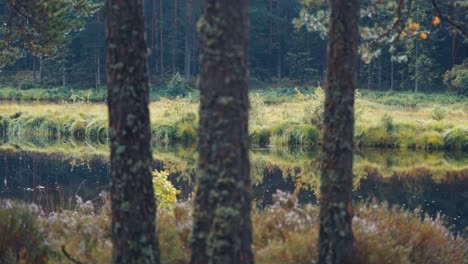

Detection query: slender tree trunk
(152, 0), (158, 75)
(104, 0), (160, 263)
(390, 57), (394, 91)
(172, 0), (178, 74)
(190, 0), (253, 263)
(33, 56), (37, 82)
(62, 57), (66, 89)
(160, 0), (164, 82)
(414, 42), (419, 93)
(276, 0), (282, 79)
(367, 62), (372, 89)
(39, 59), (43, 86)
(184, 0), (192, 80)
(319, 0), (359, 263)
(378, 56), (382, 90)
(96, 11), (102, 89)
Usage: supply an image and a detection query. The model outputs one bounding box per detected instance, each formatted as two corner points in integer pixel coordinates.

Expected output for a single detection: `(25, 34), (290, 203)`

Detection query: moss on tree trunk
(105, 0), (160, 263)
(318, 0), (360, 263)
(190, 0), (253, 263)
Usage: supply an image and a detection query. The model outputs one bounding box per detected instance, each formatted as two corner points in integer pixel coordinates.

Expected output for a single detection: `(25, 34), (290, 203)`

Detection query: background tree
(190, 0), (253, 263)
(104, 0), (160, 263)
(318, 0), (360, 263)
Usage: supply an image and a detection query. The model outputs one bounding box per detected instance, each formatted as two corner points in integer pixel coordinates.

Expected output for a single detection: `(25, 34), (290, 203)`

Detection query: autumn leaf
(432, 16), (441, 26)
(420, 32), (428, 40)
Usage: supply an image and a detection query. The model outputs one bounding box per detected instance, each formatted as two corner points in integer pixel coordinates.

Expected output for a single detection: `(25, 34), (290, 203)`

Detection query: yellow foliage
(152, 170), (180, 210)
(432, 16), (441, 26)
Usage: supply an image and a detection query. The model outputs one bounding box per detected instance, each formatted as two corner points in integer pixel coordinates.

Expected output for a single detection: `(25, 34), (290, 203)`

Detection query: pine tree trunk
(104, 0), (160, 263)
(277, 0), (282, 79)
(390, 57), (394, 91)
(172, 0), (178, 74)
(33, 56), (37, 82)
(96, 11), (102, 89)
(190, 0), (253, 263)
(318, 0), (359, 263)
(184, 0), (192, 80)
(39, 59), (43, 86)
(160, 0), (164, 82)
(152, 0), (158, 76)
(414, 42), (419, 93)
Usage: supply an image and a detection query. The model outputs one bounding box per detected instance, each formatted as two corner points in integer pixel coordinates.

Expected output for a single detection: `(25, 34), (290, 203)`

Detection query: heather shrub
(0, 200), (49, 264)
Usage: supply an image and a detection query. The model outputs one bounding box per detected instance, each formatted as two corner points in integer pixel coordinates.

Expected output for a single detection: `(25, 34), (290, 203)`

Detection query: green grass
(0, 88), (466, 149)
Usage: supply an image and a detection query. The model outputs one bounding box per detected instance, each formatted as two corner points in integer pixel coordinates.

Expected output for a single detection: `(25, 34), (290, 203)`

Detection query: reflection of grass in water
(1, 137), (466, 198)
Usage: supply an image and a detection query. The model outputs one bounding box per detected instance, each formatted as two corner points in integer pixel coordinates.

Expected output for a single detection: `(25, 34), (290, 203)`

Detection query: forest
(0, 0), (467, 264)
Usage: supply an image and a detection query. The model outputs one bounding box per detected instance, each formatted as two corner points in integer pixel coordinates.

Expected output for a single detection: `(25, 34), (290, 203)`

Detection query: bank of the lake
(0, 91), (466, 150)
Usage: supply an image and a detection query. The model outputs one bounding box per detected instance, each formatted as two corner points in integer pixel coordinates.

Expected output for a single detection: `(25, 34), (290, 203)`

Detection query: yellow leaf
(420, 32), (428, 39)
(432, 16), (441, 26)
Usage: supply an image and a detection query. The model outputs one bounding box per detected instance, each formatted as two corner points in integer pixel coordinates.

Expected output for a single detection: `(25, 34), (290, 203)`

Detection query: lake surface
(0, 142), (467, 232)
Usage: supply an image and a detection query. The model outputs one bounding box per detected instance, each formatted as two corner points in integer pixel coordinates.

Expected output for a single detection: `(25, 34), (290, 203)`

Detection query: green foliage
(303, 85), (325, 129)
(431, 105), (447, 121)
(444, 60), (468, 96)
(152, 170), (180, 211)
(416, 131), (444, 150)
(165, 73), (192, 97)
(0, 201), (49, 264)
(444, 127), (468, 151)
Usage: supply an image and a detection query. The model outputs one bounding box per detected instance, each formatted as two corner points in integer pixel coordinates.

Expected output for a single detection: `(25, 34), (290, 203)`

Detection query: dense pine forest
(0, 0), (466, 94)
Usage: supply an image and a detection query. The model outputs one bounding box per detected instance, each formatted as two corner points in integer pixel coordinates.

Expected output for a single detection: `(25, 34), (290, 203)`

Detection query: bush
(416, 131), (444, 150)
(0, 200), (49, 264)
(444, 60), (468, 96)
(7, 91), (22, 101)
(166, 73), (191, 97)
(303, 85), (324, 129)
(431, 105), (447, 121)
(444, 127), (468, 151)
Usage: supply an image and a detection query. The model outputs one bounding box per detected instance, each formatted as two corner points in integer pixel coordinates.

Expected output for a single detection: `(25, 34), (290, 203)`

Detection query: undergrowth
(0, 191), (465, 263)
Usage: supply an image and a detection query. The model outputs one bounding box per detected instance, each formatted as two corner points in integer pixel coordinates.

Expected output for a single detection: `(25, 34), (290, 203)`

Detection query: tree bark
(184, 0), (192, 80)
(96, 11), (102, 89)
(160, 0), (164, 82)
(190, 0), (253, 263)
(172, 0), (178, 74)
(104, 0), (160, 263)
(318, 0), (359, 263)
(152, 0), (158, 76)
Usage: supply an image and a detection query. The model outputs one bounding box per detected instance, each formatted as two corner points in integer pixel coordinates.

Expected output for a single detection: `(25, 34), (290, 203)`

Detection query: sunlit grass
(0, 89), (466, 149)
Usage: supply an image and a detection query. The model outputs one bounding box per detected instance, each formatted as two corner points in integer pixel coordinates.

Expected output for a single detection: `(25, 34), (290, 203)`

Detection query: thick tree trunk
(318, 0), (359, 263)
(190, 0), (253, 263)
(104, 0), (160, 263)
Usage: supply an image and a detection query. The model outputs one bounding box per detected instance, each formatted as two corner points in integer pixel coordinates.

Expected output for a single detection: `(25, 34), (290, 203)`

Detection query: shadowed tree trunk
(184, 0), (192, 80)
(172, 0), (178, 74)
(318, 0), (360, 263)
(190, 0), (253, 263)
(104, 0), (160, 263)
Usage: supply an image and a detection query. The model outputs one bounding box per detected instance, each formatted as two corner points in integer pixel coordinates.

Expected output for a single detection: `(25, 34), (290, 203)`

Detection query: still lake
(0, 140), (466, 232)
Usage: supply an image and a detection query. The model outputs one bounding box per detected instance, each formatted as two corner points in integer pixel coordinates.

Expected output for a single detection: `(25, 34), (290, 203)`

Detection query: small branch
(61, 245), (85, 264)
(431, 0), (468, 39)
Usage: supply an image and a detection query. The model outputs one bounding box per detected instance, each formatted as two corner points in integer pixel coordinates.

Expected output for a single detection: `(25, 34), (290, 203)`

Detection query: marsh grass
(0, 89), (466, 149)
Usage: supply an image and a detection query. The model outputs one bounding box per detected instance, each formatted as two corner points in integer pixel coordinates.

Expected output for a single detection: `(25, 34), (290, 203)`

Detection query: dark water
(0, 146), (467, 231)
